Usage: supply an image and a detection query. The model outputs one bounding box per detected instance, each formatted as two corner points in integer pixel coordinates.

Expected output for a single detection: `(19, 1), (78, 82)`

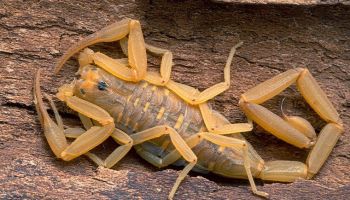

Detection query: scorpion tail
(258, 160), (308, 182)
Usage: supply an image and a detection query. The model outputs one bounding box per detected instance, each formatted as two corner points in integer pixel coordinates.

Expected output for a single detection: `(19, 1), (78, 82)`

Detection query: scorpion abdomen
(75, 66), (264, 178)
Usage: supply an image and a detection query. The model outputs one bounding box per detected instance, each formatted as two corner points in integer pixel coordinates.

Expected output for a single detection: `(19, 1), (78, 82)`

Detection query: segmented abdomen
(75, 65), (263, 177)
(115, 80), (205, 147)
(108, 80), (262, 177)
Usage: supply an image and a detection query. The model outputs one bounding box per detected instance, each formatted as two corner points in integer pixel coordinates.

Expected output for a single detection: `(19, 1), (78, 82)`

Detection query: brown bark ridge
(0, 1), (349, 199)
(213, 0), (350, 5)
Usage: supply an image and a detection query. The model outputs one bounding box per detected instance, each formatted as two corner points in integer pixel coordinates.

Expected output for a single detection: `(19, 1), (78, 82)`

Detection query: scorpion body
(35, 19), (343, 199)
(75, 65), (263, 179)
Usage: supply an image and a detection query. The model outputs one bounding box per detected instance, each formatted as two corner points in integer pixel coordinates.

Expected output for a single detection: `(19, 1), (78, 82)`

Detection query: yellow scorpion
(34, 19), (344, 199)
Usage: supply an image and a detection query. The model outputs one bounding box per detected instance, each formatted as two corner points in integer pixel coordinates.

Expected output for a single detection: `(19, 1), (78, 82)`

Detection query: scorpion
(34, 19), (344, 199)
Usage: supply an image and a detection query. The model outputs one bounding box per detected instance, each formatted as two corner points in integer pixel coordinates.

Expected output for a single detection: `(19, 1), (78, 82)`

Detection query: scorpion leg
(87, 50), (137, 81)
(77, 48), (128, 74)
(62, 115), (106, 165)
(78, 113), (94, 129)
(70, 124), (198, 198)
(102, 129), (133, 168)
(239, 68), (343, 177)
(60, 95), (115, 161)
(144, 43), (173, 86)
(64, 127), (86, 138)
(81, 44), (146, 82)
(65, 125), (133, 169)
(119, 37), (129, 56)
(166, 80), (200, 101)
(130, 125), (197, 200)
(136, 132), (268, 197)
(119, 38), (174, 86)
(80, 128), (134, 168)
(133, 122), (266, 198)
(199, 103), (253, 135)
(63, 114), (94, 139)
(65, 113), (133, 168)
(197, 133), (268, 197)
(62, 120), (106, 167)
(165, 42), (242, 105)
(35, 70), (115, 161)
(134, 134), (201, 169)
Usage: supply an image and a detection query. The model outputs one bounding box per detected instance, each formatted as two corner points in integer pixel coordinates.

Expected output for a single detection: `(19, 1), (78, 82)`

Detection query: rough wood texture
(0, 1), (349, 199)
(214, 0), (350, 5)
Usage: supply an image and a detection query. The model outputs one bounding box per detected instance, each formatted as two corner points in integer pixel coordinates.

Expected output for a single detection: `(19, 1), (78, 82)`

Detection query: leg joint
(191, 157), (198, 163)
(127, 139), (134, 146)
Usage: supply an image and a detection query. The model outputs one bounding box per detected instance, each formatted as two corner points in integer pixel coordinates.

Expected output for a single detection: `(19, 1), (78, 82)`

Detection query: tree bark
(213, 0), (350, 5)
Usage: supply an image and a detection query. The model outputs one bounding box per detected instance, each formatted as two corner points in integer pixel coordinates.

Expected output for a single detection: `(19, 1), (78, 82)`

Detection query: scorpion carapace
(34, 18), (343, 199)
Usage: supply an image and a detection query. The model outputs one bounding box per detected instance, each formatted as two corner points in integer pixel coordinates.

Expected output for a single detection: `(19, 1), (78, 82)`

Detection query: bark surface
(214, 0), (350, 5)
(0, 1), (349, 199)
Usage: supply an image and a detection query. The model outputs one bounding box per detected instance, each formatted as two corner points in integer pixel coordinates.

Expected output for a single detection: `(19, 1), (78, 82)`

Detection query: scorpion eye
(97, 80), (108, 91)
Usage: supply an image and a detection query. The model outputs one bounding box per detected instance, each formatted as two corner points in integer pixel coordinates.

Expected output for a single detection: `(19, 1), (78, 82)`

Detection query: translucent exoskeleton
(34, 18), (343, 199)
